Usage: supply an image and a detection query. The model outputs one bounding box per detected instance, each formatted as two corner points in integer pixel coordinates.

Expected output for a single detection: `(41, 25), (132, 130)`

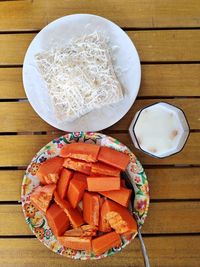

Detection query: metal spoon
(121, 172), (151, 267)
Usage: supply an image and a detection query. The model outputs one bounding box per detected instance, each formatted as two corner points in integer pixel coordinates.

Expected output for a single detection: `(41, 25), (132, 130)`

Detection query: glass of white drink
(129, 102), (190, 158)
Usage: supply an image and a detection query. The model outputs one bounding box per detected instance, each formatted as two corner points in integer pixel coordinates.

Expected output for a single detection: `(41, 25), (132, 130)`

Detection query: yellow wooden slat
(0, 170), (24, 201)
(1, 0), (200, 30)
(0, 68), (25, 99)
(128, 30), (200, 62)
(0, 236), (200, 267)
(0, 98), (198, 132)
(0, 202), (200, 235)
(113, 132), (200, 165)
(109, 98), (199, 131)
(1, 65), (200, 99)
(0, 102), (56, 132)
(0, 34), (34, 65)
(143, 201), (200, 234)
(146, 168), (200, 200)
(140, 64), (200, 97)
(47, 0), (200, 29)
(0, 133), (199, 166)
(1, 30), (200, 65)
(0, 134), (57, 167)
(0, 0), (46, 31)
(0, 205), (31, 236)
(1, 168), (199, 201)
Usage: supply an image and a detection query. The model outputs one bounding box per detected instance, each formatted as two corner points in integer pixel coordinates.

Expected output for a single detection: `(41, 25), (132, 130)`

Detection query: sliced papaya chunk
(64, 225), (97, 237)
(57, 168), (73, 199)
(30, 184), (56, 213)
(92, 231), (121, 256)
(73, 172), (87, 189)
(46, 203), (70, 236)
(99, 187), (131, 207)
(87, 176), (120, 191)
(67, 178), (87, 208)
(83, 192), (100, 226)
(101, 199), (137, 234)
(91, 162), (120, 176)
(77, 202), (83, 216)
(54, 191), (84, 228)
(120, 179), (126, 187)
(98, 146), (130, 170)
(60, 143), (100, 162)
(57, 236), (92, 252)
(36, 157), (64, 184)
(63, 158), (91, 175)
(99, 198), (112, 233)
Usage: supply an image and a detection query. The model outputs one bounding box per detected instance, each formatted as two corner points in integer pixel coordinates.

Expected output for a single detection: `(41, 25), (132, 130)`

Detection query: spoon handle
(137, 229), (151, 267)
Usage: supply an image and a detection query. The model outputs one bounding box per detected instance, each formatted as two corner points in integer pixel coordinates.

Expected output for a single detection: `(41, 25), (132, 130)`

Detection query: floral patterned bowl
(21, 132), (150, 260)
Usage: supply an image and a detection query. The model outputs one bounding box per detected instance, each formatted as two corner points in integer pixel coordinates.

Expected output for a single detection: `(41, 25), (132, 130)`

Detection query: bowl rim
(21, 132), (150, 260)
(129, 101), (190, 159)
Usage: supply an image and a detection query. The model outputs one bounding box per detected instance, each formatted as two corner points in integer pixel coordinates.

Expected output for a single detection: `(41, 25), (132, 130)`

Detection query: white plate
(23, 14), (141, 131)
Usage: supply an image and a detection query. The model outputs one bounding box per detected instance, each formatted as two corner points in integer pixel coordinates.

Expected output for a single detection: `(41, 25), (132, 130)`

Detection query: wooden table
(0, 1), (200, 266)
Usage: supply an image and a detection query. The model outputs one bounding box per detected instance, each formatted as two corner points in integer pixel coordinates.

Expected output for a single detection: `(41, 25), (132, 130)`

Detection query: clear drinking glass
(129, 102), (190, 158)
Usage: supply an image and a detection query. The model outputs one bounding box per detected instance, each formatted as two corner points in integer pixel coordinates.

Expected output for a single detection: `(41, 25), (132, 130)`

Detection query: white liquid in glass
(134, 105), (182, 157)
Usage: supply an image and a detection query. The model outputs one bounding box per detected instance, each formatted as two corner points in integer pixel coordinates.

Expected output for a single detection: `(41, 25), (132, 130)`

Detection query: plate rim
(21, 132), (150, 260)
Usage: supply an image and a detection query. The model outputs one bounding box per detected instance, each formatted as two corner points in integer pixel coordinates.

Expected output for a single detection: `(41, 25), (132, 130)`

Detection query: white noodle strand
(35, 31), (123, 122)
